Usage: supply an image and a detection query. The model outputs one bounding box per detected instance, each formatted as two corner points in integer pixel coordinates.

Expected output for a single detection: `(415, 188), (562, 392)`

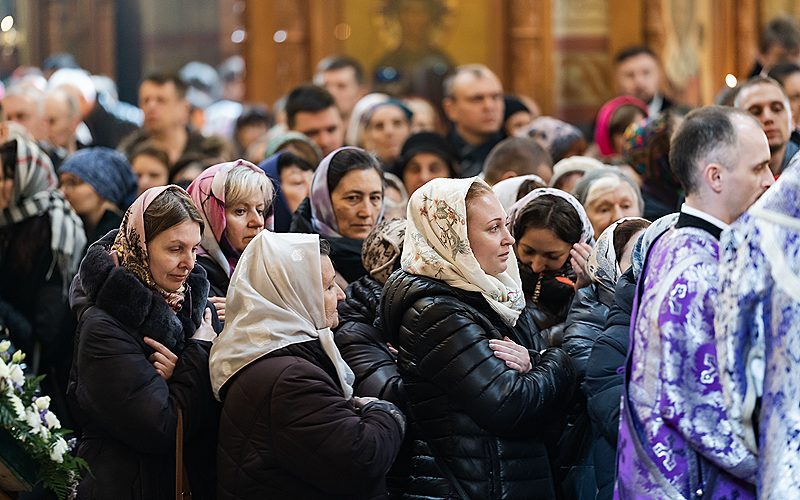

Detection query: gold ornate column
(506, 0), (554, 115)
(244, 0), (342, 106)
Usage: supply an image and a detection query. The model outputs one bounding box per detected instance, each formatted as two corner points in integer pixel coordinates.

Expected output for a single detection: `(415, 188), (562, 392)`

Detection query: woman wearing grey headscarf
(582, 213), (678, 500)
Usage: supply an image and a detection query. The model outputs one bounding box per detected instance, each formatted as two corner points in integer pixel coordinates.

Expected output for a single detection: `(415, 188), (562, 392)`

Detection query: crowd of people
(1, 13), (800, 500)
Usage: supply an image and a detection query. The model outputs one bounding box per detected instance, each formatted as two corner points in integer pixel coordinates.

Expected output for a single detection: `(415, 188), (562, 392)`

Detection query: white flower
(25, 408), (41, 431)
(43, 411), (61, 430)
(38, 425), (50, 441)
(11, 350), (24, 364)
(0, 357), (8, 379)
(50, 437), (68, 463)
(7, 391), (24, 419)
(34, 396), (50, 411)
(0, 340), (10, 352)
(8, 364), (23, 387)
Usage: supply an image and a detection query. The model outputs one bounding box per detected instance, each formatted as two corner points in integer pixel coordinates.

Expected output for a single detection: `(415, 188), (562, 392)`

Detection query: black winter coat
(0, 214), (77, 427)
(290, 197), (368, 283)
(67, 231), (220, 500)
(380, 270), (575, 500)
(216, 339), (406, 500)
(553, 283), (615, 499)
(196, 255), (229, 299)
(582, 268), (636, 500)
(335, 274), (411, 498)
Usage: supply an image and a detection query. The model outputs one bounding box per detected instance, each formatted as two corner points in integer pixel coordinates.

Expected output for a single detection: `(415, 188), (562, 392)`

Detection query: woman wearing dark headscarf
(259, 151), (315, 232)
(68, 185), (219, 499)
(211, 231), (405, 499)
(559, 217), (650, 499)
(0, 124), (86, 424)
(187, 159), (273, 300)
(394, 132), (457, 195)
(582, 213), (677, 500)
(503, 95), (533, 137)
(381, 177), (574, 499)
(59, 147), (138, 247)
(291, 147), (385, 284)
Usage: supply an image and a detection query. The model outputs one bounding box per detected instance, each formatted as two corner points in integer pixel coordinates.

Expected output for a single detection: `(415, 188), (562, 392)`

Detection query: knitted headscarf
(0, 124), (86, 297)
(59, 147), (138, 209)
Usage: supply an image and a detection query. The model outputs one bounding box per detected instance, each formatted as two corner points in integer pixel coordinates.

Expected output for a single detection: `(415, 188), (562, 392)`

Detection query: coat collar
(74, 230), (209, 353)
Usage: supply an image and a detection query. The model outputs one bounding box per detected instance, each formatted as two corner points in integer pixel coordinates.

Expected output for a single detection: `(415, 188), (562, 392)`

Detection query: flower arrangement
(0, 339), (88, 499)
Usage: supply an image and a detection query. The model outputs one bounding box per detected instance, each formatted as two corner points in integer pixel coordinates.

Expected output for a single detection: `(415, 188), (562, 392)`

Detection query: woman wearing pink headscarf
(593, 96), (648, 161)
(187, 159), (273, 319)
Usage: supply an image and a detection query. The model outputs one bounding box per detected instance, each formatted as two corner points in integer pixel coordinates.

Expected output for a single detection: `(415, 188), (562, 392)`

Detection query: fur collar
(75, 230), (210, 353)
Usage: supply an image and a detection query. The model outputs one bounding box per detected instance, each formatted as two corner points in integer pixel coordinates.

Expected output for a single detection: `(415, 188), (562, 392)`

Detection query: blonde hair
(225, 165), (274, 209)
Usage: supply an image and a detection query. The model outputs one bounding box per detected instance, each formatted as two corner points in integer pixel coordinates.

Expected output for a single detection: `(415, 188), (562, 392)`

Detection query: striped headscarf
(0, 124), (86, 297)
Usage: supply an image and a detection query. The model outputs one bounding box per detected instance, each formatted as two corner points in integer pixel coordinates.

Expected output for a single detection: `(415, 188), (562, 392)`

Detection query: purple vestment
(615, 216), (757, 499)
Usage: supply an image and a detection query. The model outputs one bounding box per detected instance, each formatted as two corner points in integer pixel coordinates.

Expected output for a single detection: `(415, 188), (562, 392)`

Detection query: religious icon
(372, 0), (456, 106)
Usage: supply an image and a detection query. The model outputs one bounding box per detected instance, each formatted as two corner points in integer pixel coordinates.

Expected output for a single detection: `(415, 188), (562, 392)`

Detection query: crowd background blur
(0, 1), (799, 499)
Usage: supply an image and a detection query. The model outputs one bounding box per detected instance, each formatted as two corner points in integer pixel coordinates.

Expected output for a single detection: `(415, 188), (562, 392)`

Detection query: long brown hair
(143, 188), (205, 242)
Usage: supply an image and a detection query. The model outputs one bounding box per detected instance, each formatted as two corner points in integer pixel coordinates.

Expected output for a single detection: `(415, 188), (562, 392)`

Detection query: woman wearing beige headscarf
(380, 177), (575, 499)
(211, 230), (405, 499)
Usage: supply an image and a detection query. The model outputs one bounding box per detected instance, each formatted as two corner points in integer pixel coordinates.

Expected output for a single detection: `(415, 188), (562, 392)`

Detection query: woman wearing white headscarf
(380, 177), (574, 499)
(211, 230), (405, 499)
(491, 173), (547, 212)
(506, 188), (595, 347)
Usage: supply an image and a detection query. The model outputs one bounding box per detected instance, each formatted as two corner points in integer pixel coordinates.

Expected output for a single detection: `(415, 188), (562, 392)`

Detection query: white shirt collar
(647, 93), (664, 117)
(681, 203), (730, 232)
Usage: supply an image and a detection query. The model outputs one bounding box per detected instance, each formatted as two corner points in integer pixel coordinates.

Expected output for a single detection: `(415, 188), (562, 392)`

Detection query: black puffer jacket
(582, 268), (636, 500)
(563, 284), (615, 382)
(216, 339), (406, 500)
(67, 231), (220, 500)
(380, 270), (575, 500)
(336, 275), (405, 406)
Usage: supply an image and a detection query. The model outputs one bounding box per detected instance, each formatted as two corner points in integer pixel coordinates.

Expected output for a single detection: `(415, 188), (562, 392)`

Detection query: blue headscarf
(59, 147), (138, 209)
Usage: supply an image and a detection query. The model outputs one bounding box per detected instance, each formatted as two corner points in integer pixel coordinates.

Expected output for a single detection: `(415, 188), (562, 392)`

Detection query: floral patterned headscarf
(361, 218), (406, 284)
(112, 185), (191, 312)
(402, 177), (525, 326)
